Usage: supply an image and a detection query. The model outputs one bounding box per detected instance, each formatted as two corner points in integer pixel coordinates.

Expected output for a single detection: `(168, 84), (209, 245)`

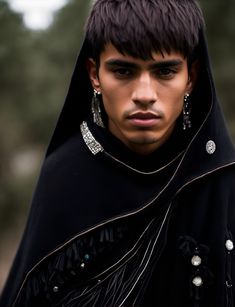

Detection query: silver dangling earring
(183, 93), (192, 130)
(91, 89), (105, 128)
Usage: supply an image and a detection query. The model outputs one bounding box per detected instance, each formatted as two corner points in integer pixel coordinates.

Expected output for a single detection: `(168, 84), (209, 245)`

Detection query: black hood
(47, 30), (235, 175)
(1, 28), (235, 307)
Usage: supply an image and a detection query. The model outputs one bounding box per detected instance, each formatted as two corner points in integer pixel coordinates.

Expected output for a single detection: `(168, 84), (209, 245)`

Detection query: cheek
(101, 87), (124, 119)
(100, 77), (131, 114)
(164, 97), (184, 122)
(160, 83), (187, 119)
(100, 75), (115, 98)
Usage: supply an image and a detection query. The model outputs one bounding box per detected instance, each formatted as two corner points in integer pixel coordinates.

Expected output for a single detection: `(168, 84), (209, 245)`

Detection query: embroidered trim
(80, 121), (104, 155)
(14, 224), (129, 306)
(178, 236), (213, 304)
(14, 211), (172, 307)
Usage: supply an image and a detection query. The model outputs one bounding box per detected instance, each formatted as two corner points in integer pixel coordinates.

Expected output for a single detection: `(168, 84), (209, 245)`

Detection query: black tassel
(14, 223), (129, 306)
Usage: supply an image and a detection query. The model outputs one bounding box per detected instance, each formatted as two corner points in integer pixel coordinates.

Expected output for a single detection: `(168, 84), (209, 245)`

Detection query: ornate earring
(183, 93), (192, 130)
(91, 89), (105, 128)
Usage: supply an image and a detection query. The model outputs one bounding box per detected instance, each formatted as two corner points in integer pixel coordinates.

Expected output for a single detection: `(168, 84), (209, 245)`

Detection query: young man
(1, 0), (235, 306)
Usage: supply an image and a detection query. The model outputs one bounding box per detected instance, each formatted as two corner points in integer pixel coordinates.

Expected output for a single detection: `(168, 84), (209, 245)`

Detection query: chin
(128, 136), (160, 146)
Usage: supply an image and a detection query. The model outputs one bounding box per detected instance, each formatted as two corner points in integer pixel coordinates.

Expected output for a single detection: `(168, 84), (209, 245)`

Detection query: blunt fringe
(85, 0), (205, 62)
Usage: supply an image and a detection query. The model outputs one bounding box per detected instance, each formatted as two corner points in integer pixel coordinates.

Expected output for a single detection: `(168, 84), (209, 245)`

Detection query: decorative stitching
(80, 121), (104, 155)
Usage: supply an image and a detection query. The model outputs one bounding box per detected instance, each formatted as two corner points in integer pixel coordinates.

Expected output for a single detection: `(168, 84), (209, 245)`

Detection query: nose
(132, 73), (157, 106)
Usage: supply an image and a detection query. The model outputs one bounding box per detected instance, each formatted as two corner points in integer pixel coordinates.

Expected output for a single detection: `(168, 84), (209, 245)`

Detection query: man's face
(88, 43), (195, 155)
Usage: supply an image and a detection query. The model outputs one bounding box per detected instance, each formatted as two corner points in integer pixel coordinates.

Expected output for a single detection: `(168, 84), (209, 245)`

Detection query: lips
(128, 112), (160, 120)
(127, 112), (161, 127)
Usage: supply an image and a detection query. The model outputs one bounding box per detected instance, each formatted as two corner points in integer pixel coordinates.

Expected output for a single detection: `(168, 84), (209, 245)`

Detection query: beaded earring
(91, 89), (105, 128)
(183, 93), (192, 130)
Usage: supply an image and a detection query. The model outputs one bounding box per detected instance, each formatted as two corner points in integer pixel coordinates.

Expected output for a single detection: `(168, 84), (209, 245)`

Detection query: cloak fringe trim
(15, 224), (128, 306)
(15, 207), (171, 306)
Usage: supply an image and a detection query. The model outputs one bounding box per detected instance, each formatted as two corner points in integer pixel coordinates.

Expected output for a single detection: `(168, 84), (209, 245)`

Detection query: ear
(186, 60), (200, 94)
(86, 58), (101, 91)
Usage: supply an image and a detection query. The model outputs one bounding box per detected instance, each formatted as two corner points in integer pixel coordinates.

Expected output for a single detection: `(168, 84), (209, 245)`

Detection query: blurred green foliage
(0, 0), (91, 236)
(0, 0), (234, 248)
(199, 0), (235, 130)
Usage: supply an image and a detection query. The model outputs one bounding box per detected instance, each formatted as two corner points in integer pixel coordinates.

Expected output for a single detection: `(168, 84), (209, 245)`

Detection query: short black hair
(85, 0), (205, 62)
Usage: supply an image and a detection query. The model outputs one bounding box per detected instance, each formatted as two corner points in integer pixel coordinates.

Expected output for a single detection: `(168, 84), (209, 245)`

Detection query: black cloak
(1, 29), (235, 307)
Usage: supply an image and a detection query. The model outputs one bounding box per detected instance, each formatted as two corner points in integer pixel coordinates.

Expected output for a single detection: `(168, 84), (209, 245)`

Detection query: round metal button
(191, 255), (202, 266)
(53, 286), (59, 293)
(226, 240), (234, 251)
(206, 140), (216, 154)
(192, 276), (203, 287)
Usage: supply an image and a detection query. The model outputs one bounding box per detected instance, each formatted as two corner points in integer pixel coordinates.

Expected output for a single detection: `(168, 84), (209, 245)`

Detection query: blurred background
(0, 0), (234, 291)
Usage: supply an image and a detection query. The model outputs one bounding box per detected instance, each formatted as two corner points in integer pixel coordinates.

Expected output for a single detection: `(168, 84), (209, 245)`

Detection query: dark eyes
(157, 68), (176, 77)
(113, 68), (133, 77)
(112, 67), (177, 80)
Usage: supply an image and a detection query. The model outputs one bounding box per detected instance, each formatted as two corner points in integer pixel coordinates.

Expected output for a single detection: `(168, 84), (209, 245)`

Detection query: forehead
(100, 43), (187, 66)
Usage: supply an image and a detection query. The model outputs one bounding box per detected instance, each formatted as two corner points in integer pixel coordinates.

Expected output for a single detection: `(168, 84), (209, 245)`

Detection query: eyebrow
(105, 59), (184, 69)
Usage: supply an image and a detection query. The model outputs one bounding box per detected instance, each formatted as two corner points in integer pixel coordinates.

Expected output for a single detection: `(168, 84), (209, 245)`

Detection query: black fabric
(87, 115), (188, 172)
(1, 27), (235, 307)
(141, 167), (235, 307)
